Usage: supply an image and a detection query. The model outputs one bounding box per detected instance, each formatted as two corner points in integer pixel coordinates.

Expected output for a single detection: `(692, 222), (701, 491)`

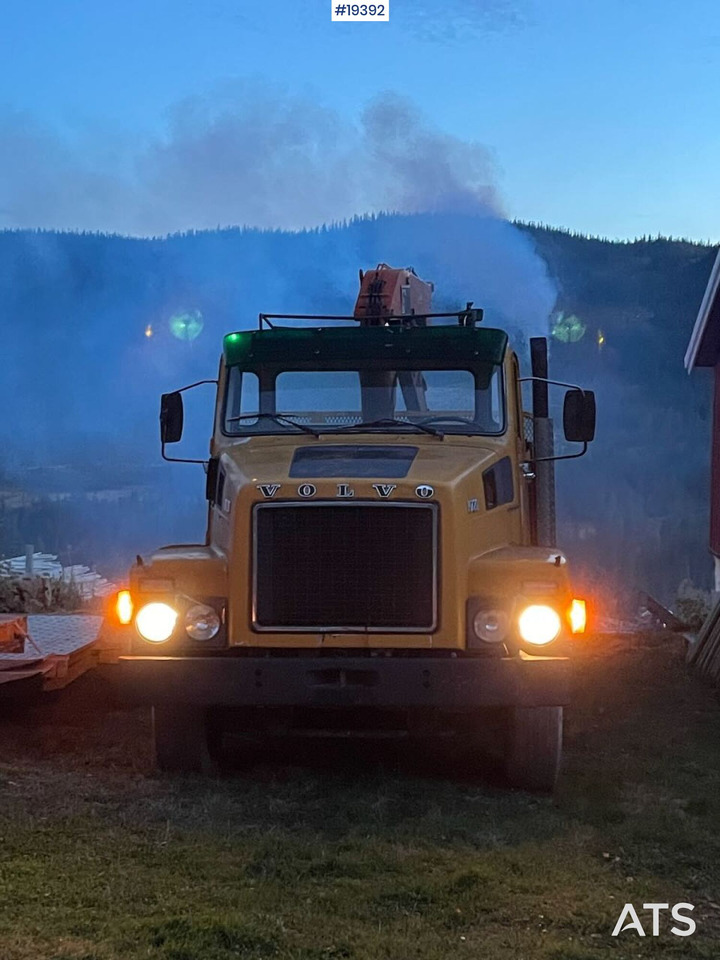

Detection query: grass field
(1, 633), (720, 959)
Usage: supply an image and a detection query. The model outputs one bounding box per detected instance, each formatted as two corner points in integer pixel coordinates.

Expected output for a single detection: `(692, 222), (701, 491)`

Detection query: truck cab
(109, 266), (595, 790)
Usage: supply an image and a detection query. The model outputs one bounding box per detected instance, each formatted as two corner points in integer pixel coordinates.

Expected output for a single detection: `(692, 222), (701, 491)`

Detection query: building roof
(686, 248), (720, 370)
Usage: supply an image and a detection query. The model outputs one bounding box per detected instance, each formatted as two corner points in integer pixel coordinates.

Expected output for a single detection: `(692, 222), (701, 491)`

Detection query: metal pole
(530, 338), (557, 547)
(24, 544), (34, 577)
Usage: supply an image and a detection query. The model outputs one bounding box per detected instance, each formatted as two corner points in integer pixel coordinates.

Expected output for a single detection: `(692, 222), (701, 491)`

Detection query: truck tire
(152, 705), (218, 774)
(504, 705), (563, 792)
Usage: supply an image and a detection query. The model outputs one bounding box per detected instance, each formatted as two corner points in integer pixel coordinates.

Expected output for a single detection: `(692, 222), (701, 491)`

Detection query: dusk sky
(1, 0), (718, 240)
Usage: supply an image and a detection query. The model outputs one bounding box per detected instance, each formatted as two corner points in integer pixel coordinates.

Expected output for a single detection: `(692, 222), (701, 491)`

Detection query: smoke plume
(0, 81), (558, 568)
(0, 85), (506, 235)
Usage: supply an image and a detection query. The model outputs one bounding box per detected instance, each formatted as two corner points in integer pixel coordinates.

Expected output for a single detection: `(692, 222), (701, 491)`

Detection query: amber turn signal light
(115, 589), (134, 625)
(569, 598), (587, 634)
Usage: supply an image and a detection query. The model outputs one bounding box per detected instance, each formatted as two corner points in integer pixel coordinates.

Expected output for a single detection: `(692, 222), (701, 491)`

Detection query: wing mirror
(160, 391), (184, 444)
(563, 389), (596, 443)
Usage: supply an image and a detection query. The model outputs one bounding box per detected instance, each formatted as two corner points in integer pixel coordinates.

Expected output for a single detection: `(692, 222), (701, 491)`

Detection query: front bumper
(114, 653), (571, 709)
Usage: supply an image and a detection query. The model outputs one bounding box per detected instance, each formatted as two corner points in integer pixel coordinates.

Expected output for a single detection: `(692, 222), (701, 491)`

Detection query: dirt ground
(1, 633), (719, 959)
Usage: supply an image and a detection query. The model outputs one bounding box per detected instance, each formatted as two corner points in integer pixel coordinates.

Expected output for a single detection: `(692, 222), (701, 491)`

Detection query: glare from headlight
(135, 602), (177, 643)
(518, 604), (562, 646)
(185, 604), (221, 641)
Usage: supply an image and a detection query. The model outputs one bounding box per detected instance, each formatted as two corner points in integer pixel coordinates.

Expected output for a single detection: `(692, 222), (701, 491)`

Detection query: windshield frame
(220, 360), (507, 439)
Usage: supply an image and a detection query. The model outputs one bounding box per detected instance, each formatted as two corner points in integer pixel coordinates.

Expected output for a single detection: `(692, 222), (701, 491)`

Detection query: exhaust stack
(530, 336), (557, 547)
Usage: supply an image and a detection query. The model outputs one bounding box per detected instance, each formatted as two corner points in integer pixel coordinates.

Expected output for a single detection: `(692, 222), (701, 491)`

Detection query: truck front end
(107, 294), (594, 791)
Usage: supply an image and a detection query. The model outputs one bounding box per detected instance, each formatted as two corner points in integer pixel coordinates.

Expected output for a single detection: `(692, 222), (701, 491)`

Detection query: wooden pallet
(0, 615), (103, 697)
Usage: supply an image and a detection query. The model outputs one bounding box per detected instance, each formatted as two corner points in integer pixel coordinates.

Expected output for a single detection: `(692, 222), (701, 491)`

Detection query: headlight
(135, 602), (177, 643)
(518, 604), (561, 646)
(185, 603), (221, 641)
(472, 609), (509, 644)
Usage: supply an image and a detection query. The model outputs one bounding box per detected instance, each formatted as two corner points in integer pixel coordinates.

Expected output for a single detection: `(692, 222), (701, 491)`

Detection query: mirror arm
(175, 379), (218, 393)
(521, 442), (588, 466)
(161, 443), (207, 465)
(518, 376), (585, 392)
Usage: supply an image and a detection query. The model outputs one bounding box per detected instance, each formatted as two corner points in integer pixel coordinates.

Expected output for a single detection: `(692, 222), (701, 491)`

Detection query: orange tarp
(0, 615), (28, 654)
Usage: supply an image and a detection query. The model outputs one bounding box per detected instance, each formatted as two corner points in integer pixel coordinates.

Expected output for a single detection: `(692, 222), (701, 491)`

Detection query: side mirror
(160, 391), (184, 444)
(563, 389), (596, 443)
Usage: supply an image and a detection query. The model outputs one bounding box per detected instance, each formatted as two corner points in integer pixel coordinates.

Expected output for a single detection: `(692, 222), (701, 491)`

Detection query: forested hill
(0, 214), (716, 603)
(523, 225), (717, 604)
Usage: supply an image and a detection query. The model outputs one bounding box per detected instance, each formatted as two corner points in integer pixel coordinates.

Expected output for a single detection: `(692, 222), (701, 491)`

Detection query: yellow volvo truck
(108, 265), (595, 790)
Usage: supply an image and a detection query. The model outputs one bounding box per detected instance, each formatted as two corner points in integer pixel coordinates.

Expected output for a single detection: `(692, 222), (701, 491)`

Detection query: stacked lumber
(60, 564), (115, 598)
(686, 597), (720, 681)
(0, 553), (62, 577)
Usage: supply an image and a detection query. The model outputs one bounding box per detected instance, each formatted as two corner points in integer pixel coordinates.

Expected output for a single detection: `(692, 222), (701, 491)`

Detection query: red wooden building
(686, 249), (720, 590)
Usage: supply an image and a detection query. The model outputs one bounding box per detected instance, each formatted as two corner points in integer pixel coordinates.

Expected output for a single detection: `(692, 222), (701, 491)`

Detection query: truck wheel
(152, 705), (218, 774)
(504, 706), (563, 792)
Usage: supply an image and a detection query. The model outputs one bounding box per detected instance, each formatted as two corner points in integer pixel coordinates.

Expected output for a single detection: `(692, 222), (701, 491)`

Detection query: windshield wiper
(329, 418), (444, 439)
(226, 413), (320, 437)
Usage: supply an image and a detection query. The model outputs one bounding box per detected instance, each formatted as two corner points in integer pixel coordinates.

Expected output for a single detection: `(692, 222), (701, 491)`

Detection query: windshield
(223, 365), (505, 436)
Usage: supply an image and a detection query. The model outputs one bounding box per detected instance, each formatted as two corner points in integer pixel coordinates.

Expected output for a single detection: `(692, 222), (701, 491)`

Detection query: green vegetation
(1, 635), (720, 958)
(676, 580), (716, 631)
(0, 576), (85, 614)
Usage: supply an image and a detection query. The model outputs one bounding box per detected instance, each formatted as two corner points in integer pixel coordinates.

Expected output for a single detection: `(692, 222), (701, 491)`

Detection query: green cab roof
(223, 325), (508, 368)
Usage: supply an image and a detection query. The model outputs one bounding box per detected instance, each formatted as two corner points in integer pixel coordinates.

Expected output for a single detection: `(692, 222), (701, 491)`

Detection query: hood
(219, 435), (503, 492)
